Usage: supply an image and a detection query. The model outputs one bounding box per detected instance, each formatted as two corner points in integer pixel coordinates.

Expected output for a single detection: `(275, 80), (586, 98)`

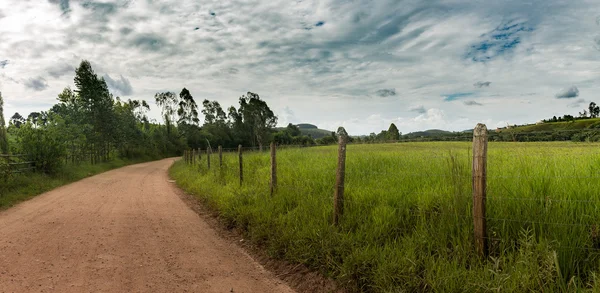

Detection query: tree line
(0, 60), (330, 175)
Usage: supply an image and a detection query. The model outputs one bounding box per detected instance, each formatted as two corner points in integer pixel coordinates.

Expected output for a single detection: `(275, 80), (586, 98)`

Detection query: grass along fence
(174, 124), (600, 291)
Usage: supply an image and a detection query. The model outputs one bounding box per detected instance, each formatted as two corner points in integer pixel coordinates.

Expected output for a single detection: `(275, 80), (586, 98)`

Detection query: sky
(0, 0), (599, 135)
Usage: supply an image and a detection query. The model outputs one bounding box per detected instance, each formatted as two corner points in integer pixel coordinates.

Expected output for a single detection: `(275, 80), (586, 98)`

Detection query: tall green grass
(0, 157), (156, 209)
(170, 142), (600, 292)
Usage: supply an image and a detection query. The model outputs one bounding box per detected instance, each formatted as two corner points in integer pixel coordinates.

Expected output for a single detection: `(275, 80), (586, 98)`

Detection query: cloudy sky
(1, 0), (599, 135)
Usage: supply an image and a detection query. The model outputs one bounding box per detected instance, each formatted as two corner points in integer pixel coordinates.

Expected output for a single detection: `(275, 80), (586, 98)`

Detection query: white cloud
(0, 0), (598, 134)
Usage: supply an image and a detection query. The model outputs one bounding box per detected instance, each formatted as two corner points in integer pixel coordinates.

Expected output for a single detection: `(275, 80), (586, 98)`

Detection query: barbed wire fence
(181, 124), (600, 258)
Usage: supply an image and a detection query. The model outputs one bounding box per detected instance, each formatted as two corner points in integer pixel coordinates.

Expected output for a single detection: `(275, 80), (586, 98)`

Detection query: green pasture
(170, 142), (600, 292)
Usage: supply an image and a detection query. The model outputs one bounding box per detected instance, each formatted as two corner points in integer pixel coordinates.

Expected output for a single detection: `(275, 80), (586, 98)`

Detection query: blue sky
(0, 0), (599, 134)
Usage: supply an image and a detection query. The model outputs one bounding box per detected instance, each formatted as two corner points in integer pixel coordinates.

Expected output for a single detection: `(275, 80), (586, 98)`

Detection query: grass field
(170, 142), (600, 292)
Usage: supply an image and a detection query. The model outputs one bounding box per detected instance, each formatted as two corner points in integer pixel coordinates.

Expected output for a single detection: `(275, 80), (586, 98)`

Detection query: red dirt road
(0, 158), (294, 293)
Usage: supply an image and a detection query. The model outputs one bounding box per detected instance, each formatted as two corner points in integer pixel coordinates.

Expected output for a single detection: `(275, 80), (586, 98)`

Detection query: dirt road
(0, 158), (294, 293)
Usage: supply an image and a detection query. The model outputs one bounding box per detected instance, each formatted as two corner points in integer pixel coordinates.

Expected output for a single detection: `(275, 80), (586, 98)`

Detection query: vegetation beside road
(171, 141), (600, 292)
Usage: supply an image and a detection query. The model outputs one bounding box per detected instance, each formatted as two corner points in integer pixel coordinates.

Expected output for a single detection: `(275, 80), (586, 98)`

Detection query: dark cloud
(409, 105), (426, 114)
(464, 100), (483, 106)
(315, 21), (325, 27)
(47, 64), (74, 78)
(568, 98), (587, 108)
(375, 88), (396, 97)
(129, 34), (169, 52)
(80, 1), (118, 21)
(24, 77), (49, 91)
(473, 81), (491, 88)
(103, 74), (133, 96)
(120, 27), (133, 35)
(0, 60), (8, 68)
(555, 86), (579, 99)
(48, 0), (70, 15)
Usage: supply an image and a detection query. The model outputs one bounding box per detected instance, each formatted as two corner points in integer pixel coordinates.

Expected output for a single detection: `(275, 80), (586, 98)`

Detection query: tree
(199, 99), (232, 148)
(10, 112), (25, 128)
(27, 112), (41, 127)
(202, 100), (227, 125)
(387, 123), (400, 141)
(590, 102), (600, 118)
(178, 88), (199, 126)
(0, 91), (8, 154)
(285, 123), (301, 137)
(72, 60), (115, 163)
(236, 92), (277, 149)
(154, 91), (178, 134)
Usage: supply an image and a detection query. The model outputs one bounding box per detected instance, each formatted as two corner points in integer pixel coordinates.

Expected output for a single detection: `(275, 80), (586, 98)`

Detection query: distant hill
(275, 123), (333, 139)
(297, 123), (332, 139)
(403, 129), (455, 137)
(296, 123), (318, 129)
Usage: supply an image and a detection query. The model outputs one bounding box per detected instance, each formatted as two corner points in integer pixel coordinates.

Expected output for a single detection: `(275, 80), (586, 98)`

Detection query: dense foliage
(2, 61), (186, 174)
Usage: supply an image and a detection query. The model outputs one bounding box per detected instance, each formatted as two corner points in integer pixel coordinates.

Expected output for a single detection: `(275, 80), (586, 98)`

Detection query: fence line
(1, 154), (35, 176)
(180, 126), (600, 256)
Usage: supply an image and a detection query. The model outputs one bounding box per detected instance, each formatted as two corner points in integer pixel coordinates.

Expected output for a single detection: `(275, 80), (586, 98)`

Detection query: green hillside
(504, 118), (600, 133)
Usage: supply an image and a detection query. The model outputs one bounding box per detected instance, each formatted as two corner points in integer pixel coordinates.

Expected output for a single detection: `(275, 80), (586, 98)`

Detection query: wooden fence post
(218, 146), (223, 167)
(207, 147), (211, 169)
(184, 150), (188, 164)
(238, 145), (243, 185)
(333, 135), (347, 226)
(192, 149), (196, 164)
(270, 142), (277, 195)
(472, 123), (488, 257)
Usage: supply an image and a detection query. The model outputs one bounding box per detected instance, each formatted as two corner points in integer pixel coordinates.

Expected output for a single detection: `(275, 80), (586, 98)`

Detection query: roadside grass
(170, 142), (600, 292)
(0, 156), (158, 209)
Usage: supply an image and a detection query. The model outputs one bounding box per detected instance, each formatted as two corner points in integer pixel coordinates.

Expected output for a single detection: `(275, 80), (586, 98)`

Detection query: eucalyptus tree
(154, 91), (178, 135)
(236, 92), (277, 150)
(0, 91), (8, 154)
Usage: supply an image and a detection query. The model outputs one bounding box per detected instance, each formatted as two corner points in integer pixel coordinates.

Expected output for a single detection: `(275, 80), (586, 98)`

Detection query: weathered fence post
(238, 145), (243, 185)
(472, 123), (488, 257)
(333, 135), (347, 226)
(270, 142), (277, 196)
(192, 149), (196, 164)
(218, 146), (223, 167)
(207, 147), (211, 169)
(198, 148), (201, 160)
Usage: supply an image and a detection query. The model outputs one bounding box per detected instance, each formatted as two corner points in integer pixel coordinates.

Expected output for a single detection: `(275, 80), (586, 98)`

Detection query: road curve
(0, 158), (294, 293)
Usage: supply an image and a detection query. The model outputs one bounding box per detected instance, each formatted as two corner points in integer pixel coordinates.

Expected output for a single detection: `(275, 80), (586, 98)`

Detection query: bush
(16, 123), (66, 174)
